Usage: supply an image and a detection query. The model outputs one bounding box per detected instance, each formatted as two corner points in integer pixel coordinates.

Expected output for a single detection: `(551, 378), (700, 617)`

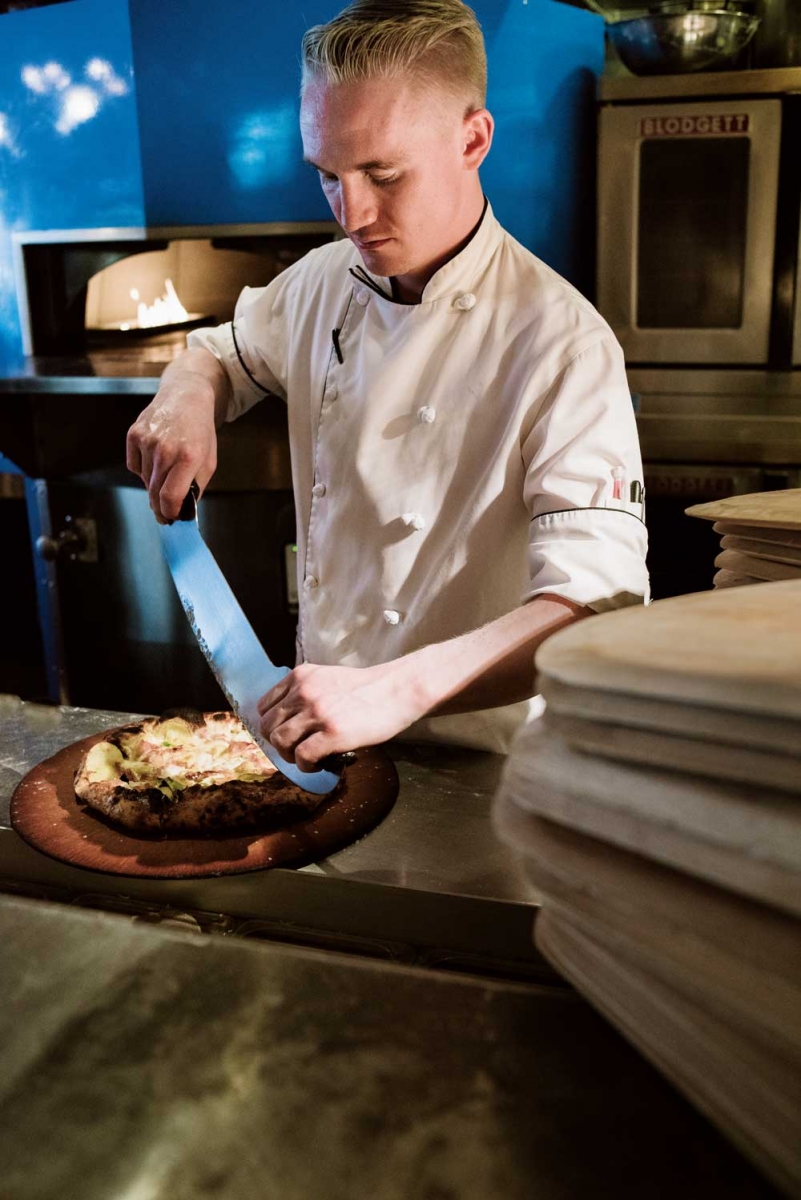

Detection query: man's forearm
(256, 595), (595, 768)
(158, 346), (233, 428)
(127, 345), (234, 520)
(390, 594), (593, 718)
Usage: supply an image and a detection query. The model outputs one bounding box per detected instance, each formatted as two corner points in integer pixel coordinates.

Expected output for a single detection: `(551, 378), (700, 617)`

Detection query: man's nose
(338, 179), (378, 234)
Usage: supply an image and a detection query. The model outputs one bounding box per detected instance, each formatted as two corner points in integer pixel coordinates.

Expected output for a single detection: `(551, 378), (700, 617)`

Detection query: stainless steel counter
(0, 701), (784, 1197)
(0, 892), (779, 1200)
(0, 696), (542, 969)
(0, 694), (531, 898)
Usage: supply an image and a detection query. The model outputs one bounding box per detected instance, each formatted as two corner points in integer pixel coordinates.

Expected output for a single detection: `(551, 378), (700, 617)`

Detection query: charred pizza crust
(74, 711), (326, 834)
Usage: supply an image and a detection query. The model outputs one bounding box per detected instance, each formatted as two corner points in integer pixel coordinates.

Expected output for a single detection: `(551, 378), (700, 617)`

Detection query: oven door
(598, 99), (781, 365)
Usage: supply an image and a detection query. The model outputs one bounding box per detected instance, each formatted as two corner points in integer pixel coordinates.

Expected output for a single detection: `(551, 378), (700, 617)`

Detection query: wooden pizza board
(543, 710), (801, 794)
(716, 549), (801, 582)
(550, 900), (801, 1066)
(10, 726), (399, 879)
(540, 676), (801, 756)
(535, 579), (801, 719)
(495, 812), (801, 1054)
(686, 488), (801, 530)
(713, 569), (760, 589)
(714, 521), (801, 548)
(498, 722), (801, 916)
(535, 909), (801, 1199)
(720, 535), (801, 567)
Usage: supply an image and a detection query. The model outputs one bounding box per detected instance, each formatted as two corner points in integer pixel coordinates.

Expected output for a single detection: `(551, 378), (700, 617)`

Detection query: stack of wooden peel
(686, 487), (801, 589)
(494, 581), (801, 1197)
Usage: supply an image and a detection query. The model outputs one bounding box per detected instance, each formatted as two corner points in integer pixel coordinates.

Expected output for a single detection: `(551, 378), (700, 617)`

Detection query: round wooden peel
(713, 569), (761, 589)
(540, 676), (801, 756)
(686, 488), (801, 530)
(10, 728), (398, 879)
(720, 535), (801, 567)
(715, 548), (801, 582)
(536, 579), (801, 719)
(543, 710), (801, 795)
(499, 722), (801, 916)
(714, 521), (801, 547)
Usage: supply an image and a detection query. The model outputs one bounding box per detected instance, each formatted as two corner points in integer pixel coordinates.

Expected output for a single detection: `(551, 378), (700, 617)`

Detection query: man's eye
(370, 174), (398, 188)
(318, 172), (338, 186)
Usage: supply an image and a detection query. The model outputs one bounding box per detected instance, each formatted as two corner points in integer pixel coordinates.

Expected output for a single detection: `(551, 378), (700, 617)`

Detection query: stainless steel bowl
(608, 10), (761, 74)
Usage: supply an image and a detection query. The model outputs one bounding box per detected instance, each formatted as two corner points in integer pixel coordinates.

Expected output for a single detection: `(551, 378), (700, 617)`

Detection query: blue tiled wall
(0, 0), (603, 365)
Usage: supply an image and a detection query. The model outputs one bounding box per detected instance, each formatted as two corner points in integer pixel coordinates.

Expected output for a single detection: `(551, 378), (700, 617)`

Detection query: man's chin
(355, 240), (400, 270)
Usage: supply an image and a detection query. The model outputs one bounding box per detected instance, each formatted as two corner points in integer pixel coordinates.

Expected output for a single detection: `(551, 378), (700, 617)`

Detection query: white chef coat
(188, 201), (649, 753)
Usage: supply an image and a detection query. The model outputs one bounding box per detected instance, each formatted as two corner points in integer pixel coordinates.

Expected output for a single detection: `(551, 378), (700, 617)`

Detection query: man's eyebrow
(303, 157), (402, 171)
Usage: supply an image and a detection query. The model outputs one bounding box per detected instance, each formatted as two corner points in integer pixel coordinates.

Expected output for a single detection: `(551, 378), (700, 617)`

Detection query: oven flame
(121, 279), (190, 330)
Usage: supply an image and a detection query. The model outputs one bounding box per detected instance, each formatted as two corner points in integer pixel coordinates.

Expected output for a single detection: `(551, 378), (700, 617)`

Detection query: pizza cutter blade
(158, 483), (340, 796)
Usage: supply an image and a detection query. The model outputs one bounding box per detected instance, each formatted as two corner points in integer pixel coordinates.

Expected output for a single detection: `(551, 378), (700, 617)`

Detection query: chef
(126, 0), (649, 769)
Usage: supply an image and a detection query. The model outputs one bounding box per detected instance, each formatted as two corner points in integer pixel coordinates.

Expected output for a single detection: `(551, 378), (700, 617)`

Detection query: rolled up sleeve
(521, 336), (649, 613)
(187, 282), (289, 422)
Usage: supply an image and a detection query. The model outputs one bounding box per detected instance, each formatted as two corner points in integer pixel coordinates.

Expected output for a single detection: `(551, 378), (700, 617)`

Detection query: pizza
(74, 711), (329, 834)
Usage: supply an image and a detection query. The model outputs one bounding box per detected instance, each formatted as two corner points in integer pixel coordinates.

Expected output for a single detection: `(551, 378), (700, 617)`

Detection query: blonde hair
(301, 0), (487, 112)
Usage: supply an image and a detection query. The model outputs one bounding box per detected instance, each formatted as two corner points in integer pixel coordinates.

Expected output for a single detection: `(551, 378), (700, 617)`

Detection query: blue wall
(130, 0), (602, 286)
(480, 0), (602, 288)
(0, 0), (144, 366)
(128, 0), (337, 226)
(0, 0), (603, 367)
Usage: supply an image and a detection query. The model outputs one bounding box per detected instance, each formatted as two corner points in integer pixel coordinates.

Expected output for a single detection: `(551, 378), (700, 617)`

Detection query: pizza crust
(74, 712), (326, 834)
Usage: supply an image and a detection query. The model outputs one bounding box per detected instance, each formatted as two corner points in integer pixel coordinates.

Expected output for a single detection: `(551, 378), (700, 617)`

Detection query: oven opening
(15, 222), (340, 364)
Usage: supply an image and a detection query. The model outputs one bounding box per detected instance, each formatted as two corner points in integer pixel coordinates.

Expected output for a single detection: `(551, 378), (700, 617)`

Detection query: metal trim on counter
(600, 64), (801, 103)
(629, 366), (801, 464)
(13, 221), (341, 244)
(628, 366), (801, 401)
(0, 374), (161, 395)
(637, 414), (801, 464)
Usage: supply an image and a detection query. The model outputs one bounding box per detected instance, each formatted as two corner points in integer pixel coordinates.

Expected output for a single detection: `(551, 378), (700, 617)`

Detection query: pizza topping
(82, 742), (125, 783)
(83, 715), (277, 795)
(73, 711), (329, 835)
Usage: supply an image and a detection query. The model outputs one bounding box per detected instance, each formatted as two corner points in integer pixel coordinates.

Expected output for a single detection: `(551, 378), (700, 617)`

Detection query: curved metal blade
(158, 489), (339, 796)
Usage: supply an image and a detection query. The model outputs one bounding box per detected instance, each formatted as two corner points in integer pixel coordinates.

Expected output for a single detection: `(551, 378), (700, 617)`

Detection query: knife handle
(317, 751), (357, 773)
(176, 480), (200, 523)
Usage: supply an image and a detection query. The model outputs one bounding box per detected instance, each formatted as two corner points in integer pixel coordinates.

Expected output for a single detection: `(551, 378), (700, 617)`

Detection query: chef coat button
(356, 288), (370, 306)
(312, 483), (326, 498)
(401, 511), (425, 531)
(305, 575), (319, 589)
(383, 609), (402, 625)
(455, 293), (476, 310)
(417, 405), (436, 424)
(325, 385), (339, 403)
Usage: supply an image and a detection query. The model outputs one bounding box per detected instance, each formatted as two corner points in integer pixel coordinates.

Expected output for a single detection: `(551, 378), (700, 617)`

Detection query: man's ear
(463, 109), (494, 170)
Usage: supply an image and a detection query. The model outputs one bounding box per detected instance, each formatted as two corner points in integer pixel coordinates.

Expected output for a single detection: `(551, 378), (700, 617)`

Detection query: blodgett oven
(597, 67), (801, 369)
(596, 68), (801, 599)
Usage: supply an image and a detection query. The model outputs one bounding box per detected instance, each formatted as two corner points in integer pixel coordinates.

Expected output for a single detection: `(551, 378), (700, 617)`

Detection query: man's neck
(390, 195), (487, 305)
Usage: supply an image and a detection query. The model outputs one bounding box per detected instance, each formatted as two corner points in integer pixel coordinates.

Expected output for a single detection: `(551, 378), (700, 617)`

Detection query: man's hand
(257, 662), (428, 771)
(126, 347), (231, 522)
(257, 595), (592, 768)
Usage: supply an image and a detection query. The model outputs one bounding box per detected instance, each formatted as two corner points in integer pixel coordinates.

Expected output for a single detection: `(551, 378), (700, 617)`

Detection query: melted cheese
(93, 715), (275, 792)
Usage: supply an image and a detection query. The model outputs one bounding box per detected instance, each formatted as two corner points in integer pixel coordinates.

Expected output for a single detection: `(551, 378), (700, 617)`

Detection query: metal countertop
(0, 696), (540, 965)
(0, 354), (164, 393)
(0, 892), (779, 1200)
